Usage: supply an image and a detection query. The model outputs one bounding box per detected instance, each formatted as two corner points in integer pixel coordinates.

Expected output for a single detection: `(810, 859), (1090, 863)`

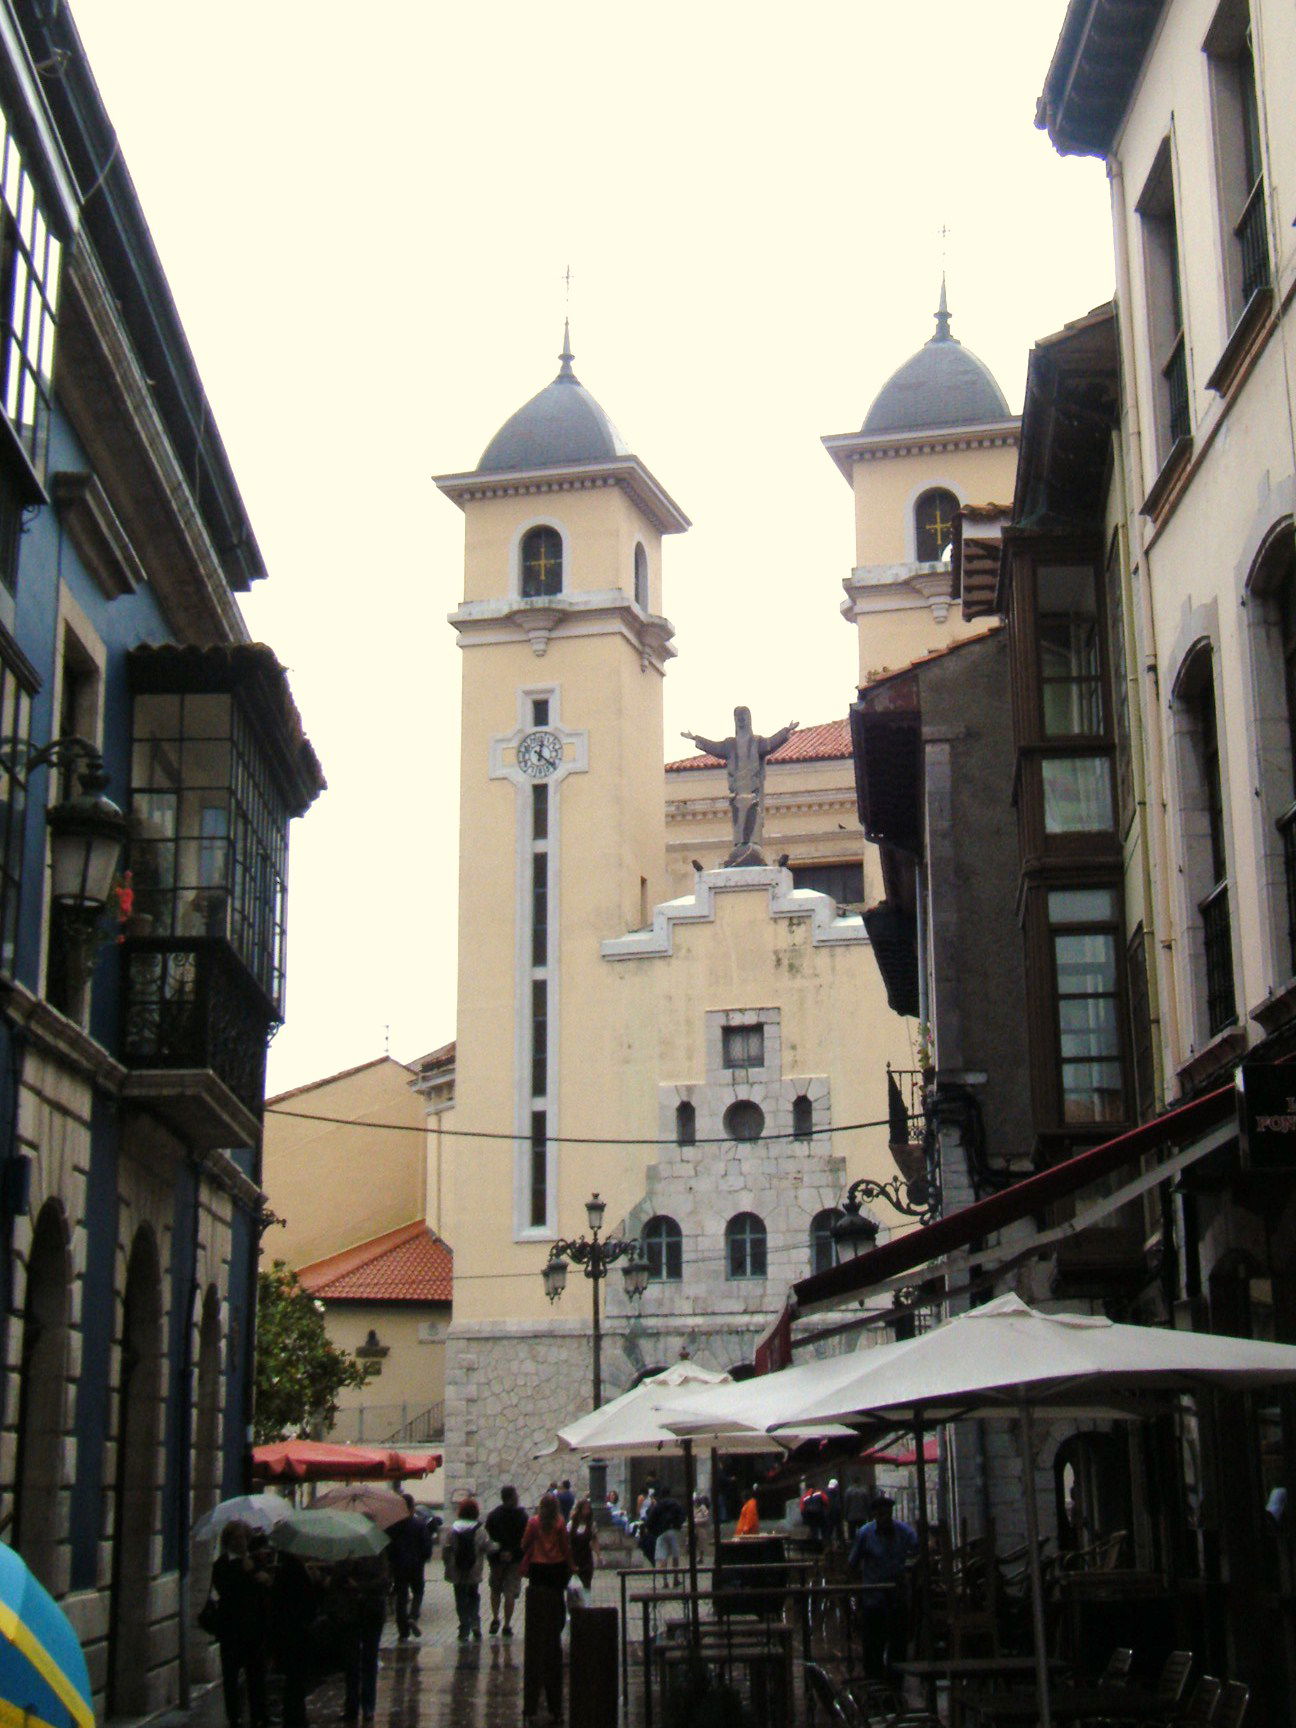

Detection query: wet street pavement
(164, 1564), (629, 1728)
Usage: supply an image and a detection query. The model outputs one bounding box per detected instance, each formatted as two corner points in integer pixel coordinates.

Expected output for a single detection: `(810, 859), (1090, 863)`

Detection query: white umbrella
(548, 1362), (853, 1631)
(696, 1294), (1296, 1728)
(192, 1492), (293, 1542)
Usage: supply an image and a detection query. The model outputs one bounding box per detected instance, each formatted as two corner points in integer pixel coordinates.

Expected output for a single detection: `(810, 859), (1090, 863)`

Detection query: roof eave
(434, 455), (690, 536)
(1036, 0), (1167, 160)
(823, 418), (1021, 481)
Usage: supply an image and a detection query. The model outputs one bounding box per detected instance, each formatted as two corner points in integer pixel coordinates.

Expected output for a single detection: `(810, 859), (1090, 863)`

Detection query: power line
(264, 1104), (892, 1148)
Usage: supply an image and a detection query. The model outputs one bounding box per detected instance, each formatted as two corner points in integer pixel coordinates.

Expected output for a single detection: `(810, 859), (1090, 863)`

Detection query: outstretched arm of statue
(759, 720), (800, 757)
(682, 731), (730, 759)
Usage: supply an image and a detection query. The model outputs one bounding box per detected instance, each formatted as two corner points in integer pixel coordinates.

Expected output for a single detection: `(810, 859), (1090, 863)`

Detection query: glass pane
(1062, 1062), (1125, 1123)
(1055, 931), (1118, 995)
(1042, 756), (1114, 832)
(1048, 888), (1118, 925)
(183, 693), (233, 739)
(1058, 997), (1120, 1059)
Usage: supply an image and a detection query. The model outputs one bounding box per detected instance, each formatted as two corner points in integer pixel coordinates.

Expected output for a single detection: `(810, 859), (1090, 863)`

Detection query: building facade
(427, 300), (1019, 1505)
(0, 4), (323, 1715)
(789, 0), (1296, 1711)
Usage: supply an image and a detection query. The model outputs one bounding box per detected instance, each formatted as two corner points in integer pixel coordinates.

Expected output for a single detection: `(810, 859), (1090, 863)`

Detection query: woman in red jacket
(521, 1492), (573, 1724)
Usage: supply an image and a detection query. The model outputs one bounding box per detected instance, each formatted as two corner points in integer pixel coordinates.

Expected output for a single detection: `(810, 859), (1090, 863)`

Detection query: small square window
(722, 1024), (764, 1069)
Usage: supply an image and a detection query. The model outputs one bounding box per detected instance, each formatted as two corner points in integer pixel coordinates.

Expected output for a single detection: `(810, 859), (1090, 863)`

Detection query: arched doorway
(108, 1228), (163, 1717)
(13, 1201), (71, 1594)
(188, 1287), (221, 1682)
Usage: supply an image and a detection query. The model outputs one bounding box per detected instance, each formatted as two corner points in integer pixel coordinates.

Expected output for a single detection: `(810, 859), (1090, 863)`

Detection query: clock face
(517, 729), (563, 778)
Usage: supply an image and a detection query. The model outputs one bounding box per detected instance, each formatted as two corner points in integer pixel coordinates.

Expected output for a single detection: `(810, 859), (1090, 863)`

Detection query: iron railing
(120, 938), (274, 1114)
(1236, 178), (1270, 303)
(1200, 880), (1237, 1037)
(328, 1402), (445, 1446)
(1164, 332), (1190, 445)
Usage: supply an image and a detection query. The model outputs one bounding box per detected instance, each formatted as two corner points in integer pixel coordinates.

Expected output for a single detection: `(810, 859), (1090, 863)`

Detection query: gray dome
(478, 328), (629, 473)
(862, 290), (1010, 436)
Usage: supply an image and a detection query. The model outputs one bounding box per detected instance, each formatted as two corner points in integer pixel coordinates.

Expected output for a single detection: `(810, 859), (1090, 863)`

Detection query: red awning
(858, 1438), (939, 1467)
(251, 1440), (443, 1482)
(793, 1083), (1234, 1316)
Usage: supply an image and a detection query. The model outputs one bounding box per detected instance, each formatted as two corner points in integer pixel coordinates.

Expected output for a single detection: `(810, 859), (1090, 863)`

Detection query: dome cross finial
(933, 272), (952, 342)
(558, 316), (576, 382)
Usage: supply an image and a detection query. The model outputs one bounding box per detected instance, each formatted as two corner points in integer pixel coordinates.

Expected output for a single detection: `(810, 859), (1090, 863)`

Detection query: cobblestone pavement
(161, 1564), (631, 1728)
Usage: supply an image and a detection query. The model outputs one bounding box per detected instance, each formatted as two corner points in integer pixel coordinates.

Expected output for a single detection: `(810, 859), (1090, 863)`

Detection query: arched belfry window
(634, 543), (649, 610)
(915, 488), (959, 564)
(521, 526), (563, 598)
(676, 1101), (696, 1146)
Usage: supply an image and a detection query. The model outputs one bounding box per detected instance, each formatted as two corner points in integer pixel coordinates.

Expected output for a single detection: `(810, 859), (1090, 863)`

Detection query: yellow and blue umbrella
(0, 1544), (93, 1728)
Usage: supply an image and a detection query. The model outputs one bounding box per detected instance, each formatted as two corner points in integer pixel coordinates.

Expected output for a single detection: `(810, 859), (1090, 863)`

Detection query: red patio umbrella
(250, 1440), (443, 1483)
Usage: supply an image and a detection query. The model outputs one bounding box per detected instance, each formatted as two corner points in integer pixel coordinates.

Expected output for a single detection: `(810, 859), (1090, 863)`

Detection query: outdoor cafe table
(896, 1657), (1072, 1728)
(629, 1578), (874, 1728)
(617, 1561), (819, 1715)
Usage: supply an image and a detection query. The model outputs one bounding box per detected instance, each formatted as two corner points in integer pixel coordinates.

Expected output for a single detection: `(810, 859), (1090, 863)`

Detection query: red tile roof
(666, 717), (851, 774)
(297, 1222), (453, 1304)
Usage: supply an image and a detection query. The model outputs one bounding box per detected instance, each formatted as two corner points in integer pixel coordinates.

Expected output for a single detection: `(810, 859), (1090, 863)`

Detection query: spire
(557, 318), (576, 382)
(933, 274), (952, 343)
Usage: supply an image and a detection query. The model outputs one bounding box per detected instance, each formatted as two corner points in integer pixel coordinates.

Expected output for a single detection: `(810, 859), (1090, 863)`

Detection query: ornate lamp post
(542, 1192), (649, 1409)
(29, 737), (127, 1012)
(830, 1161), (942, 1266)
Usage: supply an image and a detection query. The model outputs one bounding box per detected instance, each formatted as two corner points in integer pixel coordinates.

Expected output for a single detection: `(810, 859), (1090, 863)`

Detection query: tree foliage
(253, 1259), (378, 1444)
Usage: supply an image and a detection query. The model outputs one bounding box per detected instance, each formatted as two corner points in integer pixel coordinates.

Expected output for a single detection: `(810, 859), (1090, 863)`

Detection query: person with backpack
(442, 1496), (489, 1642)
(800, 1483), (830, 1552)
(485, 1484), (529, 1637)
(646, 1492), (686, 1580)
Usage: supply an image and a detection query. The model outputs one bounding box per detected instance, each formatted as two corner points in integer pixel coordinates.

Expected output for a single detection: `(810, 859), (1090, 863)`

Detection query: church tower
(434, 329), (688, 1293)
(823, 283), (1020, 683)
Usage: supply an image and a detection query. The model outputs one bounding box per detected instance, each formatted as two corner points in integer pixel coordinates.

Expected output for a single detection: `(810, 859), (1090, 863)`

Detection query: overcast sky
(67, 1), (1115, 1094)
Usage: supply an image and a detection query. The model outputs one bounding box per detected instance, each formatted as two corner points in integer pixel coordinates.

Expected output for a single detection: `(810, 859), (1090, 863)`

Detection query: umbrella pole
(711, 1448), (722, 1569)
(914, 1409), (936, 1716)
(1018, 1406), (1053, 1728)
(683, 1438), (700, 1649)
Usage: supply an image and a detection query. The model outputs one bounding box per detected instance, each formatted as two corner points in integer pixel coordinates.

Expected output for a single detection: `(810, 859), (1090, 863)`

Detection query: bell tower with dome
(434, 327), (689, 1263)
(823, 282), (1020, 684)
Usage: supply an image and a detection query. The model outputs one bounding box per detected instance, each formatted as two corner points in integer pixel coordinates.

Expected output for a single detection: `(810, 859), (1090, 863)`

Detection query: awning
(792, 1082), (1234, 1318)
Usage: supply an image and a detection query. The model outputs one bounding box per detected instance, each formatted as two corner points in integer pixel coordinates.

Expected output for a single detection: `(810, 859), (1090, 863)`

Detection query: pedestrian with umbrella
(270, 1510), (388, 1727)
(209, 1520), (272, 1728)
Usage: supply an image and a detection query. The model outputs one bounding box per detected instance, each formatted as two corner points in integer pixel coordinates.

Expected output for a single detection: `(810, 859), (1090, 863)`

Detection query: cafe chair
(1211, 1681), (1249, 1728)
(1081, 1649), (1192, 1727)
(1174, 1677), (1222, 1726)
(1097, 1647), (1134, 1688)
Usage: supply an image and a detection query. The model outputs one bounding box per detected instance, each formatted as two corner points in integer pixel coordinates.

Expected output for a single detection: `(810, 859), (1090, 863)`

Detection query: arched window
(644, 1215), (683, 1282)
(13, 1201), (70, 1593)
(725, 1212), (767, 1280)
(915, 488), (959, 564)
(634, 543), (649, 610)
(521, 525), (563, 598)
(676, 1101), (696, 1146)
(723, 1100), (764, 1142)
(792, 1095), (813, 1141)
(809, 1209), (837, 1277)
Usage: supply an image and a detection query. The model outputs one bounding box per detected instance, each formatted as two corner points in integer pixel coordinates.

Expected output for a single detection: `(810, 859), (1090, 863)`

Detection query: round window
(724, 1101), (765, 1142)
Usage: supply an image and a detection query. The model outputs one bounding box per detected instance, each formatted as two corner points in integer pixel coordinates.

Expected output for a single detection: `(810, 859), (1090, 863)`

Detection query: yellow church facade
(429, 299), (1018, 1500)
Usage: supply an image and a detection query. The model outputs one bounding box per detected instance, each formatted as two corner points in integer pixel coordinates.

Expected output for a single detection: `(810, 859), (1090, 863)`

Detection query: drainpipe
(1109, 155), (1182, 1084)
(176, 1151), (204, 1709)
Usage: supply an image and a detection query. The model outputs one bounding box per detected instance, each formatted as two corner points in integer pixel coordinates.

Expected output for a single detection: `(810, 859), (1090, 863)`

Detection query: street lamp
(542, 1191), (650, 1408)
(20, 737), (126, 1012)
